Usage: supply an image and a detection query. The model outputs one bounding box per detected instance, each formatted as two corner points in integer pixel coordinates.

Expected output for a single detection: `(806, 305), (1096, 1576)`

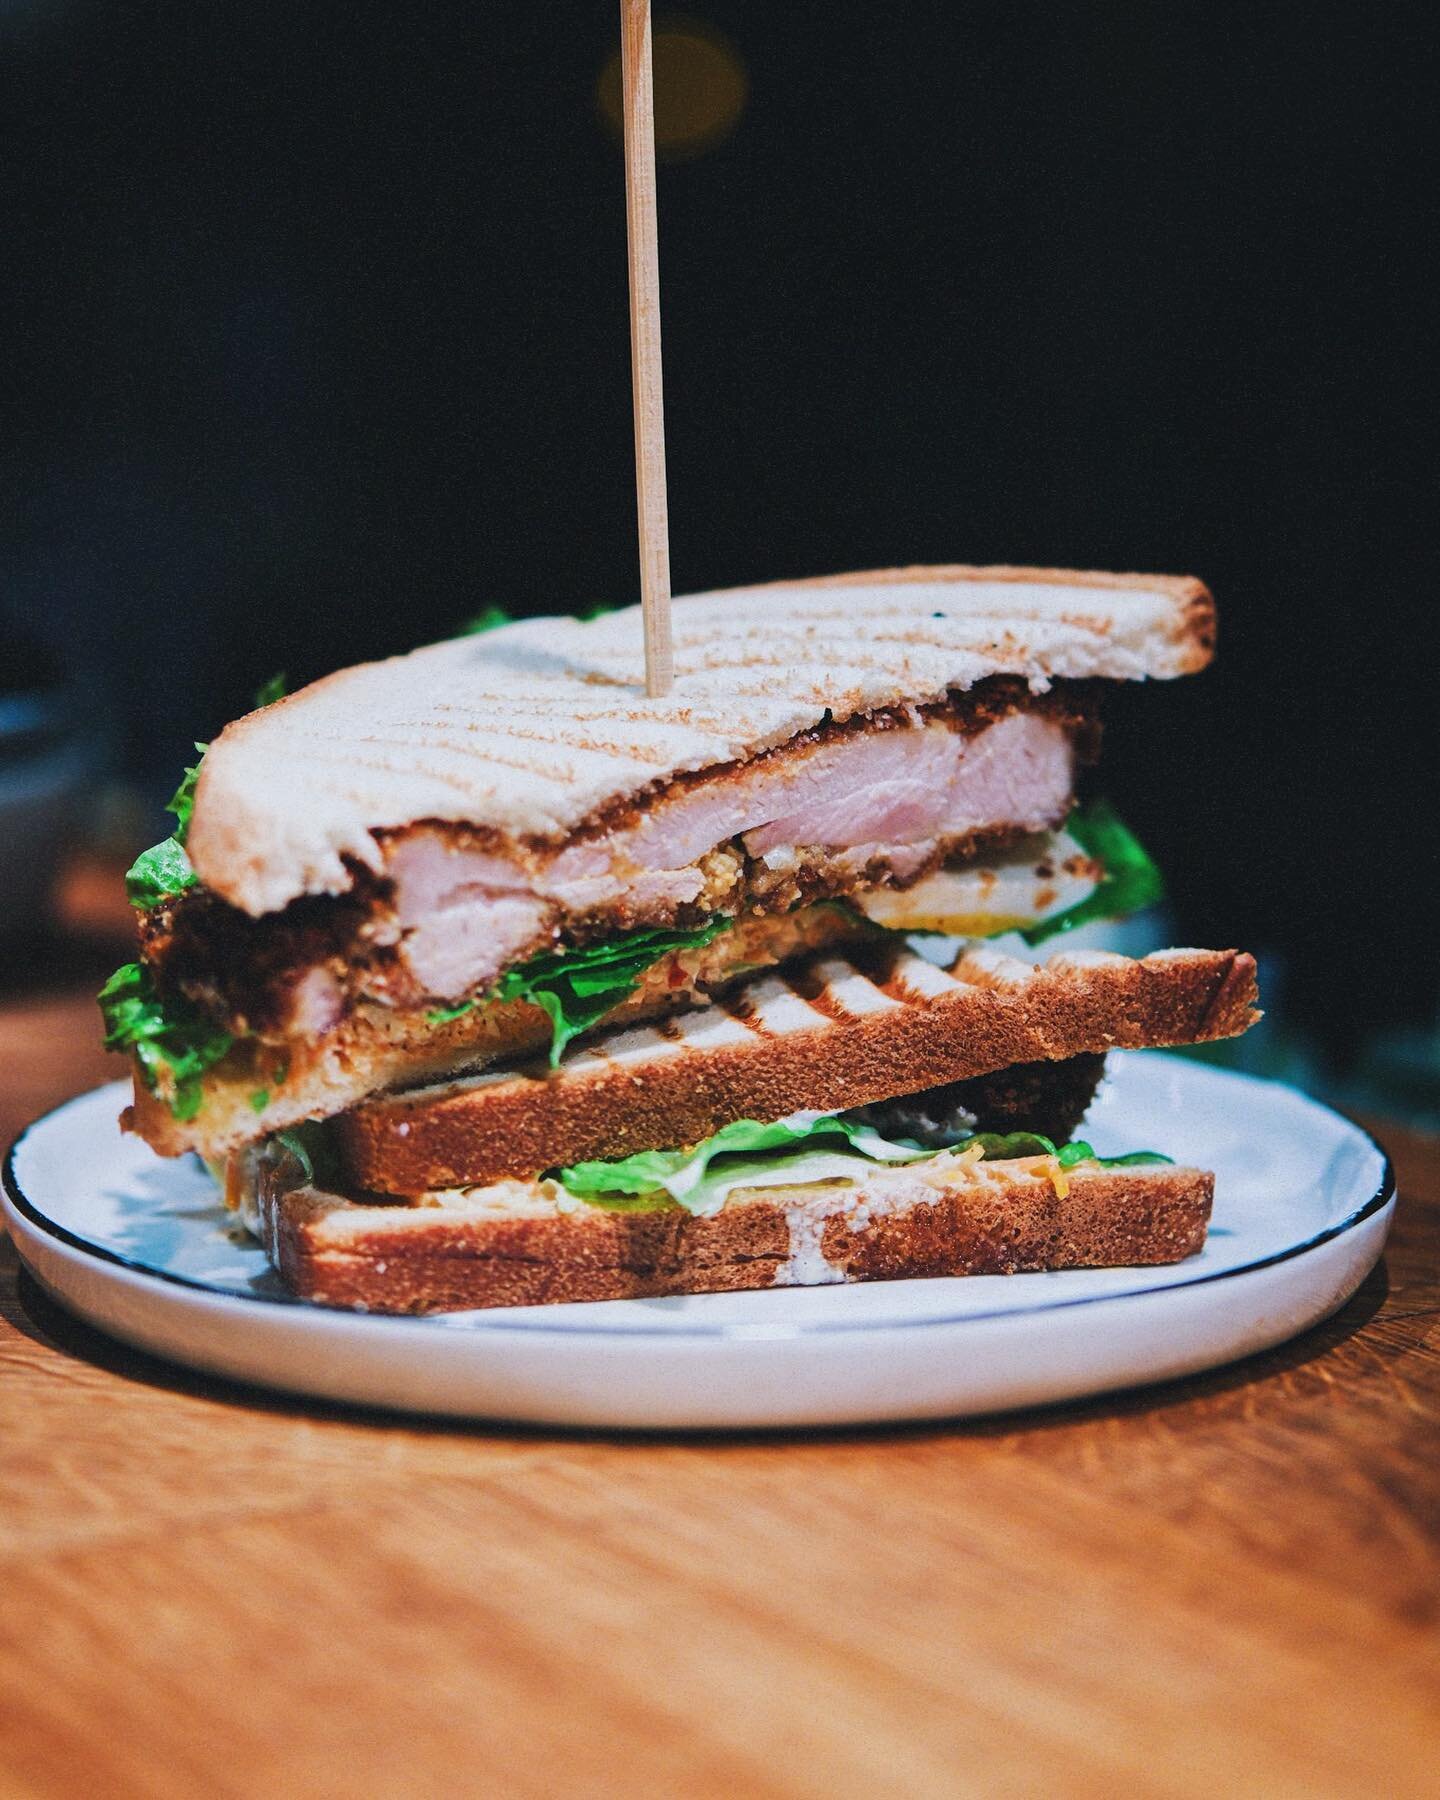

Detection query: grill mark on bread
(785, 974), (855, 1025)
(787, 960), (898, 1023)
(305, 744), (585, 791)
(126, 903), (872, 1159)
(882, 959), (966, 1003)
(316, 716), (697, 772)
(721, 983), (820, 1037)
(189, 566), (1213, 918)
(335, 945), (1260, 1194)
(749, 979), (832, 1038)
(469, 678), (1099, 856)
(297, 680), (1103, 855)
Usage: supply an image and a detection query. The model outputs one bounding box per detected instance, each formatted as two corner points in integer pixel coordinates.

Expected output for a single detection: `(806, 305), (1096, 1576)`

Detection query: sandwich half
(100, 563), (1254, 1312)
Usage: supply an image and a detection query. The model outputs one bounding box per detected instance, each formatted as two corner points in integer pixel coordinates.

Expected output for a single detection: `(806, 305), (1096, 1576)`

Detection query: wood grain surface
(1, 986), (1437, 1799)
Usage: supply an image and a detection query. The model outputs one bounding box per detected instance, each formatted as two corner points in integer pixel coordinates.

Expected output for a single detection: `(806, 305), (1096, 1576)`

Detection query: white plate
(3, 1055), (1393, 1430)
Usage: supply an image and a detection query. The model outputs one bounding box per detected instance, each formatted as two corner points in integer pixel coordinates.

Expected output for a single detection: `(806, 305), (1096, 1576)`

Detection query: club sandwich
(101, 564), (1258, 1312)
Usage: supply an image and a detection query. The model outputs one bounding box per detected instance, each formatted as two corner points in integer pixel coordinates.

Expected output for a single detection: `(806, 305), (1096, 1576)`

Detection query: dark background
(3, 0), (1435, 1072)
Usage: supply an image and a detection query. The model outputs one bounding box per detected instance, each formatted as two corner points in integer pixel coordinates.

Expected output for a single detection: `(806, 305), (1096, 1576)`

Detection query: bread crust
(779, 563), (1216, 674)
(261, 1161), (1213, 1314)
(337, 945), (1259, 1194)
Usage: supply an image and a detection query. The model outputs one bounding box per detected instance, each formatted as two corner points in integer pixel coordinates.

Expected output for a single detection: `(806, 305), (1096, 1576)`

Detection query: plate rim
(3, 1069), (1396, 1342)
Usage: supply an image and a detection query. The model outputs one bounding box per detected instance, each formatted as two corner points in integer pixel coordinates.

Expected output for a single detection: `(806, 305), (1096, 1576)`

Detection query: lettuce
(126, 741), (209, 909)
(125, 836), (198, 909)
(557, 1113), (931, 1215)
(98, 962), (233, 1121)
(1021, 800), (1164, 946)
(166, 746), (207, 844)
(954, 1131), (1171, 1169)
(556, 1112), (1171, 1216)
(432, 918), (733, 1065)
(275, 1129), (314, 1180)
(461, 605), (512, 635)
(460, 600), (619, 637)
(126, 674), (288, 910)
(425, 999), (477, 1027)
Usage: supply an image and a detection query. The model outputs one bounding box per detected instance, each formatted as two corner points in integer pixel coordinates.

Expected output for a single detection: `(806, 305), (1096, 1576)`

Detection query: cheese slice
(857, 831), (1102, 937)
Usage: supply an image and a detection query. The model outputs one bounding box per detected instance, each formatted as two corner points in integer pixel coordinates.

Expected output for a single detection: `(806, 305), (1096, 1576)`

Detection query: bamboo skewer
(620, 0), (674, 697)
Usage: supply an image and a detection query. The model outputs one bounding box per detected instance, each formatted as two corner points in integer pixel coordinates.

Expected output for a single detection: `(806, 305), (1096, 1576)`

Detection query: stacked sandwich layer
(102, 565), (1256, 1313)
(242, 942), (1257, 1310)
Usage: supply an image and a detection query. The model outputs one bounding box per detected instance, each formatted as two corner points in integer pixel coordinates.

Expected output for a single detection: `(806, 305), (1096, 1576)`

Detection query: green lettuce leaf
(98, 962), (233, 1122)
(125, 836), (198, 909)
(128, 683), (285, 912)
(1080, 1148), (1176, 1167)
(274, 1128), (314, 1179)
(557, 1113), (932, 1215)
(556, 1112), (1172, 1216)
(1021, 799), (1165, 946)
(126, 741), (211, 910)
(126, 682), (283, 912)
(434, 918), (733, 1064)
(425, 999), (477, 1027)
(461, 605), (512, 635)
(166, 745), (207, 844)
(497, 918), (732, 1064)
(459, 600), (618, 638)
(956, 1131), (1172, 1169)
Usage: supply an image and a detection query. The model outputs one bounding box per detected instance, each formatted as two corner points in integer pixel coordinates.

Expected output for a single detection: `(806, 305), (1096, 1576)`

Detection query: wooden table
(2, 983), (1437, 1799)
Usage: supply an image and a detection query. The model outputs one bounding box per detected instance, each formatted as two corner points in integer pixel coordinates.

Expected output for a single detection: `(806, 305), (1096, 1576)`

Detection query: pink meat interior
(386, 711), (1074, 999)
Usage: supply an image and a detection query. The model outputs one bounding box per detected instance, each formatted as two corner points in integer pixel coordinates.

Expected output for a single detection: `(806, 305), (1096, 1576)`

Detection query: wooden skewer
(620, 0), (674, 697)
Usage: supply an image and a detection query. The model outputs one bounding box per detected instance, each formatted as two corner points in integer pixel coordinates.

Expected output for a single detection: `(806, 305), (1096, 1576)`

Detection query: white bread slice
(188, 565), (1214, 917)
(336, 944), (1259, 1194)
(257, 1155), (1213, 1314)
(124, 901), (863, 1159)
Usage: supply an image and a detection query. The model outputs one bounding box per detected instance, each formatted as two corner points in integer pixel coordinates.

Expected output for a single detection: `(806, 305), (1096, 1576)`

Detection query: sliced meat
(742, 711), (1067, 856)
(137, 881), (392, 1039)
(386, 706), (1080, 1002)
(144, 679), (1100, 1040)
(392, 880), (552, 1002)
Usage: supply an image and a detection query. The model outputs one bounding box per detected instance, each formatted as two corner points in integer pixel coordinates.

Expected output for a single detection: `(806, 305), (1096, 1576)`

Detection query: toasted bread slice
(188, 565), (1214, 917)
(125, 901), (865, 1159)
(336, 945), (1259, 1194)
(257, 1156), (1213, 1314)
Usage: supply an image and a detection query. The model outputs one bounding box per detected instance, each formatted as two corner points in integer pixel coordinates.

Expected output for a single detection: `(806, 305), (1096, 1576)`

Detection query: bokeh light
(596, 15), (747, 159)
